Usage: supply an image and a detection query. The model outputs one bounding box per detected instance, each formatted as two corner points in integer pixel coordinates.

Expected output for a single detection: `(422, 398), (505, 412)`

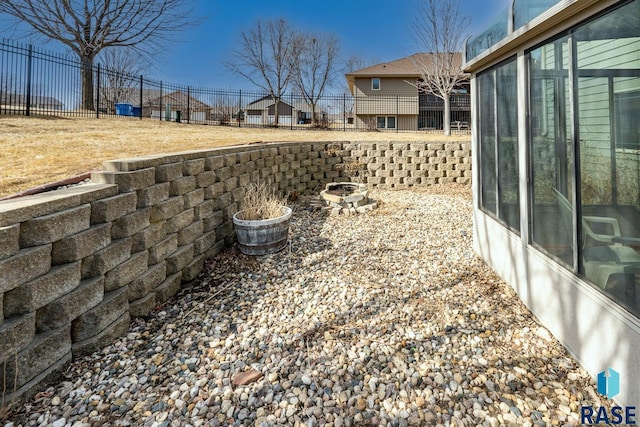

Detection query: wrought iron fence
(1, 39), (470, 134)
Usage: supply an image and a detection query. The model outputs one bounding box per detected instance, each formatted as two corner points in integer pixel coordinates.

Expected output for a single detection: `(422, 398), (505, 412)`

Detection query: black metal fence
(0, 39), (470, 133)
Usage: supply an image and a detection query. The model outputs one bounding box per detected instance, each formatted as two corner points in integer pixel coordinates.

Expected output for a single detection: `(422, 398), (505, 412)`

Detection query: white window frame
(372, 78), (381, 91)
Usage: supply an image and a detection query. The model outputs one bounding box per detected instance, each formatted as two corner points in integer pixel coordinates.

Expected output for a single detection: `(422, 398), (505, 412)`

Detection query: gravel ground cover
(4, 185), (614, 427)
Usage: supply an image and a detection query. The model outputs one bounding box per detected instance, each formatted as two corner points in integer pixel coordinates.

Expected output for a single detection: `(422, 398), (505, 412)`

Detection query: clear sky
(3, 0), (511, 90)
(147, 0), (512, 89)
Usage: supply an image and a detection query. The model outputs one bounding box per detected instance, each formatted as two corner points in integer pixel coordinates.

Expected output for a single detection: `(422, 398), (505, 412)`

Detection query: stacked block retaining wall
(0, 140), (470, 401)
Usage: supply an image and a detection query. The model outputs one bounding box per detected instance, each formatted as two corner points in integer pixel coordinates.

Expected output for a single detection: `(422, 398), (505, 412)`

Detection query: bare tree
(290, 33), (339, 127)
(225, 18), (298, 126)
(412, 0), (470, 136)
(0, 0), (197, 111)
(98, 48), (149, 114)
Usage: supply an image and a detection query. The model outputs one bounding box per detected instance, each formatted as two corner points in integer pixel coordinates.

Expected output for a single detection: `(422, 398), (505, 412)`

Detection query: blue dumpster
(131, 106), (142, 117)
(115, 103), (133, 116)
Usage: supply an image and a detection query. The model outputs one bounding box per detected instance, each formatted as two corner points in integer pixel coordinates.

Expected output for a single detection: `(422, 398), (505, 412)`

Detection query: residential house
(465, 0), (640, 405)
(245, 95), (325, 126)
(146, 90), (211, 122)
(345, 53), (470, 131)
(1, 93), (63, 110)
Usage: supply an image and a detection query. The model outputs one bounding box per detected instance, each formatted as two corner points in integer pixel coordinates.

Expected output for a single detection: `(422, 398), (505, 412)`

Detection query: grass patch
(0, 116), (469, 198)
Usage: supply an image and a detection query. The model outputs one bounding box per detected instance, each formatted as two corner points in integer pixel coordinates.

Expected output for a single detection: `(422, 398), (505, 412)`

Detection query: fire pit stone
(320, 182), (377, 214)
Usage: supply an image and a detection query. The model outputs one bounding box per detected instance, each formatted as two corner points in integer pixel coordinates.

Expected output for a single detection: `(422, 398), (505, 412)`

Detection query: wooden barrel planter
(232, 207), (292, 255)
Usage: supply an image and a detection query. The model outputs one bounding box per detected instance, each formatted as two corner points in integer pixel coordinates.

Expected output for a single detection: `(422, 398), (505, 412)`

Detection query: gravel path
(4, 185), (613, 427)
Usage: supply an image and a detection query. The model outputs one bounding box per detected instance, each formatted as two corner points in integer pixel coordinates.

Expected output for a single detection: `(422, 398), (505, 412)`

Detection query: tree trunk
(311, 102), (317, 126)
(81, 55), (95, 111)
(443, 93), (451, 136)
(273, 96), (280, 127)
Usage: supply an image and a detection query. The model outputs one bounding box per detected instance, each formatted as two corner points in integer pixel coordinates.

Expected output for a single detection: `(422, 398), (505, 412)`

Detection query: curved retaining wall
(0, 140), (470, 401)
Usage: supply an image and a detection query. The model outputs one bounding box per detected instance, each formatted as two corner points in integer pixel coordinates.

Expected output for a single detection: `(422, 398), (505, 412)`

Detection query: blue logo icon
(597, 368), (620, 399)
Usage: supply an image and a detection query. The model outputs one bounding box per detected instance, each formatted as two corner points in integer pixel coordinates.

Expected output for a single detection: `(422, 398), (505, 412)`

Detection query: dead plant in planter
(236, 182), (289, 221)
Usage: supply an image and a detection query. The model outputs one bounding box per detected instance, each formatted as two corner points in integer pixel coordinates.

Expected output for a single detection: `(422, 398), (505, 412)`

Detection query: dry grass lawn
(0, 115), (470, 198)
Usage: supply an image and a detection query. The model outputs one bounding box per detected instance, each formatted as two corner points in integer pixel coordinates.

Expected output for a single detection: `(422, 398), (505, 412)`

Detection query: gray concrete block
(196, 171), (216, 188)
(0, 224), (19, 260)
(104, 251), (149, 292)
(184, 188), (205, 209)
(0, 313), (35, 361)
(0, 185), (117, 227)
(81, 237), (132, 279)
(90, 192), (137, 224)
(52, 223), (111, 264)
(216, 166), (231, 182)
(148, 234), (178, 265)
(72, 312), (130, 357)
(4, 262), (81, 317)
(156, 162), (183, 183)
(205, 240), (225, 260)
(178, 220), (203, 247)
(166, 208), (194, 234)
(111, 208), (150, 239)
(231, 187), (245, 203)
(170, 176), (197, 196)
(194, 231), (216, 256)
(128, 262), (166, 301)
(215, 220), (234, 243)
(150, 196), (184, 222)
(71, 287), (128, 342)
(3, 351), (71, 404)
(1, 326), (71, 392)
(204, 156), (224, 172)
(203, 211), (224, 232)
(194, 200), (214, 220)
(36, 276), (104, 333)
(20, 204), (91, 247)
(155, 272), (182, 303)
(211, 193), (233, 211)
(0, 244), (51, 293)
(183, 159), (205, 176)
(136, 183), (170, 207)
(129, 293), (156, 318)
(131, 222), (166, 252)
(166, 243), (194, 275)
(182, 254), (205, 282)
(204, 182), (225, 200)
(92, 168), (155, 192)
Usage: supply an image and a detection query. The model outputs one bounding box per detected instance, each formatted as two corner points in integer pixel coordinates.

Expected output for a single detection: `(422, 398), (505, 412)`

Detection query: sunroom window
(477, 57), (520, 232)
(528, 0), (640, 315)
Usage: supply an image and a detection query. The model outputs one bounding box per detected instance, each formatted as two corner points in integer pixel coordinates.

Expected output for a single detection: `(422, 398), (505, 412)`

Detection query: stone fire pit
(320, 182), (377, 215)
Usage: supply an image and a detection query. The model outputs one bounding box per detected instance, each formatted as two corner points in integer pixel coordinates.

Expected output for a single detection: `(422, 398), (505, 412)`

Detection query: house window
(372, 78), (381, 90)
(614, 90), (640, 150)
(477, 56), (520, 232)
(376, 116), (396, 129)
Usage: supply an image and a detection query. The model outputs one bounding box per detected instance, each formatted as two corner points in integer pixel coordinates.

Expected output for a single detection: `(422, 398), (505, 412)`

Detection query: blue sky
(149, 0), (511, 89)
(3, 0), (511, 90)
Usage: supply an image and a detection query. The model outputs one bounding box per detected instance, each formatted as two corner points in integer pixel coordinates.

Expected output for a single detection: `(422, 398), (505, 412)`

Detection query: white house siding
(576, 38), (640, 205)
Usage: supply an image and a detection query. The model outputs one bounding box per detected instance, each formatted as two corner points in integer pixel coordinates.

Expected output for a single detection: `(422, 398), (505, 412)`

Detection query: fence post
(159, 81), (163, 121)
(139, 75), (143, 120)
(343, 94), (346, 132)
(26, 44), (33, 116)
(396, 95), (400, 133)
(290, 93), (293, 130)
(187, 86), (191, 124)
(96, 63), (100, 118)
(238, 90), (242, 128)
